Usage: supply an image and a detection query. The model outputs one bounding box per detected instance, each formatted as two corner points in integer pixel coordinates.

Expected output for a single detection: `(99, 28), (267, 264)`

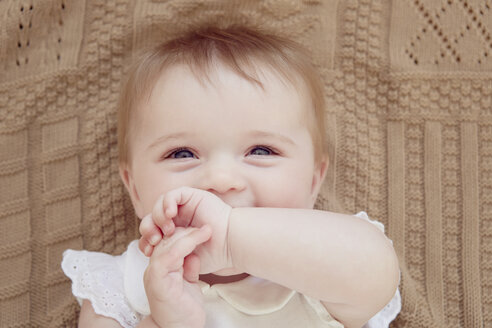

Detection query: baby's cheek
(255, 179), (311, 208)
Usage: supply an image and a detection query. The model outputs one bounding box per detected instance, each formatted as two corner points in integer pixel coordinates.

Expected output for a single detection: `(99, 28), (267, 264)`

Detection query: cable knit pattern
(0, 1), (491, 327)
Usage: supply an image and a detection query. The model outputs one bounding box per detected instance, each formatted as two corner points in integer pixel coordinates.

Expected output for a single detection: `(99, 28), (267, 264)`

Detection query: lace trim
(61, 249), (142, 328)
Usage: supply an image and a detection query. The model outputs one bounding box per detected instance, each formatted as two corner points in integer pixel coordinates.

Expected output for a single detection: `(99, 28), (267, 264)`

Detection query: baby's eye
(248, 146), (276, 156)
(165, 148), (196, 159)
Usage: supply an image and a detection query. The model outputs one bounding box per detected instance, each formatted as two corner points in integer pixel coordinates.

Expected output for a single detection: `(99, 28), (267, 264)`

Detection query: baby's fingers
(139, 237), (154, 257)
(152, 226), (211, 273)
(183, 253), (201, 283)
(152, 194), (175, 236)
(139, 214), (163, 247)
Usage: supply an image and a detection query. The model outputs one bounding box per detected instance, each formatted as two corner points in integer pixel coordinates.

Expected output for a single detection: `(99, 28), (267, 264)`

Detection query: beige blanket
(0, 0), (490, 327)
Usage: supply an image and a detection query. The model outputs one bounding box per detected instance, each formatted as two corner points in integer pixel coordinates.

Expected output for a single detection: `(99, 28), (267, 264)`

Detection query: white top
(61, 211), (401, 328)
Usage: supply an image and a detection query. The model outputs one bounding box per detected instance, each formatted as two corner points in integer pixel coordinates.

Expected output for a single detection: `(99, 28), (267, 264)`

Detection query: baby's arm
(228, 207), (400, 328)
(139, 187), (399, 327)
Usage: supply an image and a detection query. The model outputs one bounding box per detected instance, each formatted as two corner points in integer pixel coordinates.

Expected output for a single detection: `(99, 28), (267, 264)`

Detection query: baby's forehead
(128, 63), (312, 135)
(148, 62), (309, 104)
(125, 61), (315, 140)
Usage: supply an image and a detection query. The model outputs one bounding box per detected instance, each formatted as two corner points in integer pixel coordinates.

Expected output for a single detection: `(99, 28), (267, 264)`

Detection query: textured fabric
(0, 1), (490, 327)
(61, 249), (142, 327)
(61, 213), (400, 328)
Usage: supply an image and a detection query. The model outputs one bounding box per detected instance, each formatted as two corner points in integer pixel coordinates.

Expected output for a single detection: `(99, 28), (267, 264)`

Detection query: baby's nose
(199, 156), (246, 195)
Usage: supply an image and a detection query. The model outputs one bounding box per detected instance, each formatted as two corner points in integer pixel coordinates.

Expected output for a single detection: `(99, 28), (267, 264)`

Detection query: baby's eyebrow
(248, 130), (296, 146)
(148, 130), (296, 149)
(147, 132), (194, 149)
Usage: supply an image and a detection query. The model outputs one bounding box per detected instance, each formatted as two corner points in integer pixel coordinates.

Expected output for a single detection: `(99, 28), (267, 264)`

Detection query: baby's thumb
(183, 253), (201, 283)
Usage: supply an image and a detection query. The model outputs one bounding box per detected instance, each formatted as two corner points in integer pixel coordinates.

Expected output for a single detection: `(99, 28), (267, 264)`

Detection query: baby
(62, 25), (401, 328)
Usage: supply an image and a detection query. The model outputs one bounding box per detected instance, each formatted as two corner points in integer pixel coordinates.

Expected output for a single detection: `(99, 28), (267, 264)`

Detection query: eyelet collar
(198, 275), (296, 315)
(124, 240), (295, 316)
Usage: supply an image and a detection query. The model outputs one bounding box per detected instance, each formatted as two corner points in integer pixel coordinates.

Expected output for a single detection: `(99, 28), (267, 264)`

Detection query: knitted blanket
(0, 0), (490, 327)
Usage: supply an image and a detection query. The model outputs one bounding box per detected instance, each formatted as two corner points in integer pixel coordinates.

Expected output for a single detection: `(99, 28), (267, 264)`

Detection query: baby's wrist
(226, 207), (240, 270)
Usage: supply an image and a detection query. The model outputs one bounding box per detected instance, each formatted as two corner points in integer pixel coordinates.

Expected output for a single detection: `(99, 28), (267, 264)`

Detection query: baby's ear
(119, 164), (131, 191)
(119, 164), (144, 219)
(310, 156), (329, 202)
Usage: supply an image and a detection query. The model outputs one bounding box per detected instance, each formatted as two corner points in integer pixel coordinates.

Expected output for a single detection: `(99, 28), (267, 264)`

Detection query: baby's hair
(117, 24), (327, 166)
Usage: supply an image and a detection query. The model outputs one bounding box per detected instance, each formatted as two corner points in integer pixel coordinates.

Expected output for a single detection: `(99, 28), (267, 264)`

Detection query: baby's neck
(199, 272), (250, 286)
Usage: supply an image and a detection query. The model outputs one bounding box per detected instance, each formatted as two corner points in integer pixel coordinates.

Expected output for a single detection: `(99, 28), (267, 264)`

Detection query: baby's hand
(144, 226), (211, 328)
(139, 187), (233, 274)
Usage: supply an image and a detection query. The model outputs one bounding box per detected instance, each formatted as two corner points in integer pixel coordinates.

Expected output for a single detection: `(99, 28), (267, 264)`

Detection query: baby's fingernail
(150, 235), (160, 245)
(163, 223), (172, 236)
(144, 245), (152, 256)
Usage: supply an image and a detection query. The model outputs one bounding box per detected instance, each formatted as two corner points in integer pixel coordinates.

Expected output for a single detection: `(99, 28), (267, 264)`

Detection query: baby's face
(122, 63), (326, 219)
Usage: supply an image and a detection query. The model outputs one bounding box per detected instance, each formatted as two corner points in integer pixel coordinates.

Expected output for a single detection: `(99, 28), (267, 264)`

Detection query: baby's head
(118, 25), (330, 217)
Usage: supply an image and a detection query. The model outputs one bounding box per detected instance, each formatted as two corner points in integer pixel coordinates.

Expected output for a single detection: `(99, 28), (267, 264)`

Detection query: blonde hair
(117, 25), (327, 167)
